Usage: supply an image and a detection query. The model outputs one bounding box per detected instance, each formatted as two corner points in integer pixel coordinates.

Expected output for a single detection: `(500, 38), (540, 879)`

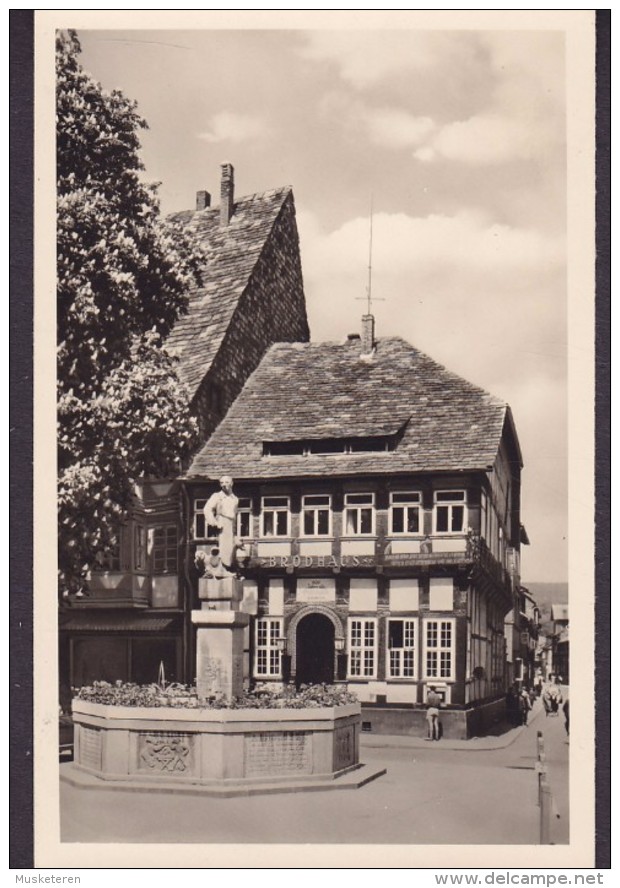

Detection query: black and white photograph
(28, 9), (601, 872)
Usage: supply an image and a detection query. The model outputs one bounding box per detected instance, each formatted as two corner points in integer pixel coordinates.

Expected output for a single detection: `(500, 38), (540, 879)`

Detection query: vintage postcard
(30, 9), (598, 871)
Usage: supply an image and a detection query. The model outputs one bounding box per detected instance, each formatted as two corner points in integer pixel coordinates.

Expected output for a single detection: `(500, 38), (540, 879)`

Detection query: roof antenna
(356, 195), (384, 352)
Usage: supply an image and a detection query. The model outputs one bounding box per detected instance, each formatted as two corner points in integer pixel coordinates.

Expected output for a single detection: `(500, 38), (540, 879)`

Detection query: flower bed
(70, 682), (362, 788)
(73, 680), (358, 709)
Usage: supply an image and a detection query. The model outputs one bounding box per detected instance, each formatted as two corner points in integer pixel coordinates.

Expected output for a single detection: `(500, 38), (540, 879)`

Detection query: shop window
(301, 494), (331, 537)
(344, 493), (375, 536)
(424, 618), (455, 681)
(261, 496), (290, 537)
(434, 491), (466, 534)
(348, 618), (377, 678)
(389, 491), (421, 535)
(153, 525), (177, 574)
(387, 619), (417, 678)
(254, 618), (283, 678)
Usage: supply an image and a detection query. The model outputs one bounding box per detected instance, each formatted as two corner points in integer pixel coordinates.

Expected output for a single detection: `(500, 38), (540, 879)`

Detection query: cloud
(296, 206), (565, 404)
(414, 113), (552, 165)
(197, 111), (267, 144)
(298, 208), (564, 286)
(362, 108), (435, 150)
(301, 30), (564, 168)
(298, 31), (478, 88)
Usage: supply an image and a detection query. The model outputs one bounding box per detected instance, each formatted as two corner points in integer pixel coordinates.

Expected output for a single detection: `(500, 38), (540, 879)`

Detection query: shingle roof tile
(186, 337), (513, 480)
(167, 187), (292, 397)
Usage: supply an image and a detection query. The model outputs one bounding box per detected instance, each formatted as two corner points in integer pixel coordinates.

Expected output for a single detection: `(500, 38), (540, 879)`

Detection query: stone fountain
(65, 479), (385, 796)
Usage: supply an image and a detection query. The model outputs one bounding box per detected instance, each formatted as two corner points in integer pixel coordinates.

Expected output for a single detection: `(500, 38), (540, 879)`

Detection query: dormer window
(262, 435), (397, 457)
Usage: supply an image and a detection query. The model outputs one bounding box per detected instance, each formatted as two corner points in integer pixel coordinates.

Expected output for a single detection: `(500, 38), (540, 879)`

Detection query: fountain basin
(70, 699), (364, 789)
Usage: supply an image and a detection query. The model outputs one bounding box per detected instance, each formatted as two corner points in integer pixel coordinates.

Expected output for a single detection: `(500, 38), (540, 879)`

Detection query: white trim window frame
(344, 492), (375, 536)
(260, 496), (290, 538)
(193, 498), (208, 540)
(347, 617), (378, 679)
(389, 490), (422, 536)
(236, 497), (252, 538)
(254, 617), (283, 678)
(433, 490), (467, 534)
(301, 494), (332, 537)
(152, 524), (178, 574)
(387, 618), (417, 679)
(423, 617), (456, 681)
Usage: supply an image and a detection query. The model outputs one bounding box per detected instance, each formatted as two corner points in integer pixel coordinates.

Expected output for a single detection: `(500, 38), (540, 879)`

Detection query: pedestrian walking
(519, 687), (532, 726)
(542, 681), (562, 717)
(563, 698), (569, 736)
(425, 686), (442, 740)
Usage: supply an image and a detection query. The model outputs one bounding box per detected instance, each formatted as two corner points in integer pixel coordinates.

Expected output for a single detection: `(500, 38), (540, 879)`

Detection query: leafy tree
(57, 31), (201, 596)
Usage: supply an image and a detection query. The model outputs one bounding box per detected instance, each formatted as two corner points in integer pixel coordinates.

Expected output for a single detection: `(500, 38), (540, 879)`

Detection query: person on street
(563, 698), (569, 736)
(542, 680), (563, 716)
(426, 686), (442, 740)
(519, 687), (532, 726)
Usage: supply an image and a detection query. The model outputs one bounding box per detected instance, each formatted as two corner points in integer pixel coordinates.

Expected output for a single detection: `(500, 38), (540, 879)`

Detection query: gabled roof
(551, 604), (569, 622)
(167, 187), (293, 398)
(186, 336), (516, 481)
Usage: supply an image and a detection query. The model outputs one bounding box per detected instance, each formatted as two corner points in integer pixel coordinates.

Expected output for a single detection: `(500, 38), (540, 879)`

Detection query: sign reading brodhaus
(257, 554), (375, 569)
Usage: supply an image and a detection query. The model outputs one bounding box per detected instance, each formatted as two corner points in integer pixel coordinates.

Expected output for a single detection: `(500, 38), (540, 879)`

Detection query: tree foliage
(57, 31), (201, 595)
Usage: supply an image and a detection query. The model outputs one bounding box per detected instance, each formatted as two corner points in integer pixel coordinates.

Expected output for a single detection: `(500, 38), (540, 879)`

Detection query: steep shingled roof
(167, 187), (293, 398)
(186, 337), (516, 481)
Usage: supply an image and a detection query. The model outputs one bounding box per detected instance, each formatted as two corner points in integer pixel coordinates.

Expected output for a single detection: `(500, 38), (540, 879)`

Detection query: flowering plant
(73, 681), (358, 710)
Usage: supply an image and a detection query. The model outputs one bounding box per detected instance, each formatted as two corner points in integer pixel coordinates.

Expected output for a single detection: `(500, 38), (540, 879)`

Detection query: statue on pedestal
(191, 477), (249, 698)
(203, 475), (238, 569)
(194, 475), (248, 609)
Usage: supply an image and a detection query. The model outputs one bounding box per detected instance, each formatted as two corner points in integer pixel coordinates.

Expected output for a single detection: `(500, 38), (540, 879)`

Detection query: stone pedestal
(198, 575), (244, 604)
(191, 610), (250, 700)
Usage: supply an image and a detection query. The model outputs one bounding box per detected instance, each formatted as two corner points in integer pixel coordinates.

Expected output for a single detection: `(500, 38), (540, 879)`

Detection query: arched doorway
(295, 613), (335, 686)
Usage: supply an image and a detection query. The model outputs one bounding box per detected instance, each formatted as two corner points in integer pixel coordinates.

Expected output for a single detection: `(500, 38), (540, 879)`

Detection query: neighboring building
(59, 165), (310, 703)
(505, 585), (540, 688)
(182, 319), (528, 738)
(548, 604), (569, 682)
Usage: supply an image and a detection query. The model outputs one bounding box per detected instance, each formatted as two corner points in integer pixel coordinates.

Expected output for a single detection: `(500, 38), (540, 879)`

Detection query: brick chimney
(361, 314), (375, 354)
(195, 190), (211, 211)
(220, 162), (235, 225)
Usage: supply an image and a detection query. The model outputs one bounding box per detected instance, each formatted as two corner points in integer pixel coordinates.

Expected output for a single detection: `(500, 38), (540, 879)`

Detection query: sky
(76, 24), (569, 584)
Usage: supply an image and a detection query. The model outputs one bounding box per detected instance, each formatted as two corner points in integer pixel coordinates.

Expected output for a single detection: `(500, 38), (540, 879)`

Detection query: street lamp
(334, 636), (346, 652)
